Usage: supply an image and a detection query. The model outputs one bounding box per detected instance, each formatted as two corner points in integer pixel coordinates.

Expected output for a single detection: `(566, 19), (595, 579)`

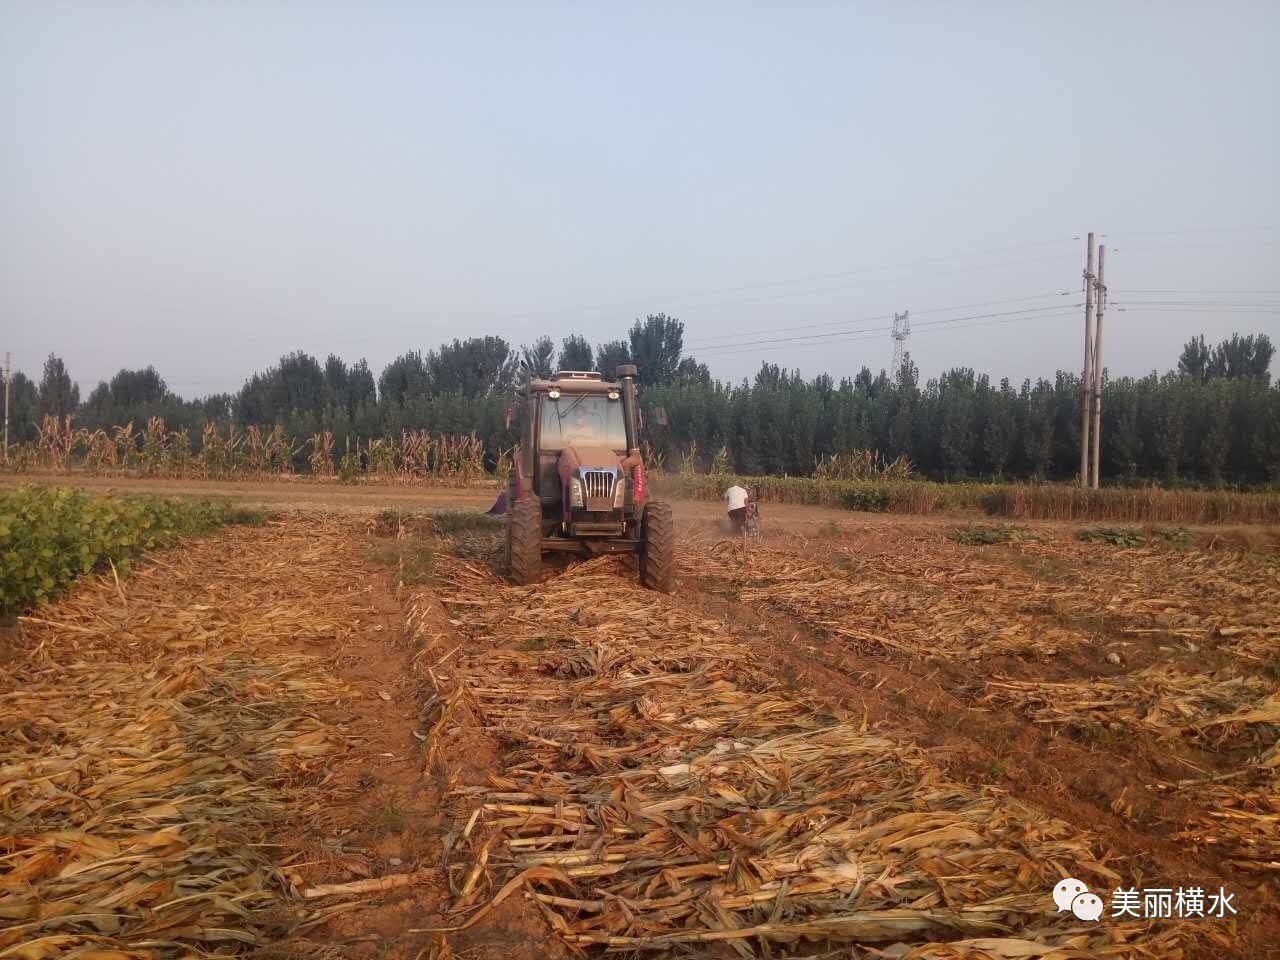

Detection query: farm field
(2, 485), (1278, 959)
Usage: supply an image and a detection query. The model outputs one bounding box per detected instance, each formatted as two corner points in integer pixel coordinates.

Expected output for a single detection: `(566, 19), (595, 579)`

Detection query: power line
(1102, 224), (1279, 238)
(1115, 306), (1280, 314)
(475, 234), (1083, 327)
(698, 308), (1082, 361)
(1111, 301), (1280, 309)
(686, 290), (1071, 347)
(695, 303), (1082, 357)
(1114, 288), (1280, 295)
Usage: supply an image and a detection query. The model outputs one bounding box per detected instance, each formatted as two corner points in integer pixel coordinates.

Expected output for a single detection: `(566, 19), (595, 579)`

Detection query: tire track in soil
(240, 518), (466, 960)
(274, 520), (559, 960)
(674, 559), (1279, 959)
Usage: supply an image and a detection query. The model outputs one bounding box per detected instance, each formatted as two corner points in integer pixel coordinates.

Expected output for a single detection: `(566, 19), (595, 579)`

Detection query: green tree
(1151, 374), (1189, 482)
(347, 359), (377, 411)
(982, 378), (1017, 478)
(197, 393), (235, 426)
(81, 366), (174, 431)
(1254, 387), (1280, 482)
(887, 357), (918, 460)
(519, 336), (556, 378)
(1181, 332), (1274, 383)
(594, 340), (631, 378)
(1050, 371), (1083, 480)
(35, 354), (79, 421)
(627, 313), (684, 385)
(1194, 379), (1232, 485)
(323, 354), (349, 408)
(428, 337), (516, 397)
(558, 334), (594, 371)
(1019, 379), (1054, 480)
(1211, 332), (1274, 382)
(1101, 376), (1143, 481)
(674, 356), (711, 387)
(238, 351), (326, 424)
(936, 368), (977, 479)
(378, 351), (431, 408)
(6, 370), (39, 442)
(1177, 335), (1211, 382)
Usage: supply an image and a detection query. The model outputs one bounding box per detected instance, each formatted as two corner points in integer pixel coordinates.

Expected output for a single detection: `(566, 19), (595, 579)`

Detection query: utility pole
(3, 352), (9, 464)
(1090, 245), (1106, 489)
(1079, 233), (1096, 486)
(891, 311), (910, 379)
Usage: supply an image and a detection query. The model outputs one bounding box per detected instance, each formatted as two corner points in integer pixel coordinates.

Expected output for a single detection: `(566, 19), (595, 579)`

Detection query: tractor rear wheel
(507, 495), (542, 586)
(639, 500), (674, 593)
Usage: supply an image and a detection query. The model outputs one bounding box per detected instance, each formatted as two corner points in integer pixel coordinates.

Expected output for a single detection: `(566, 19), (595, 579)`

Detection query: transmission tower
(891, 311), (910, 377)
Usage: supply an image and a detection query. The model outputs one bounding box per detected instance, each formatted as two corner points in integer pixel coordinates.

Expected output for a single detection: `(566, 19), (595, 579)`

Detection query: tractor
(504, 364), (674, 592)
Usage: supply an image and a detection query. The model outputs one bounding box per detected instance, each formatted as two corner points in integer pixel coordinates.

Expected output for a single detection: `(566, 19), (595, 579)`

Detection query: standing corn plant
(309, 432), (335, 478)
(368, 437), (399, 479)
(37, 416), (80, 472)
(166, 428), (192, 477)
(140, 418), (167, 476)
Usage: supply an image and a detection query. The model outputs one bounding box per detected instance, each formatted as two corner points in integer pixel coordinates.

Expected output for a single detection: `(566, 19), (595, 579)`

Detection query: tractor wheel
(507, 495), (542, 586)
(639, 500), (674, 593)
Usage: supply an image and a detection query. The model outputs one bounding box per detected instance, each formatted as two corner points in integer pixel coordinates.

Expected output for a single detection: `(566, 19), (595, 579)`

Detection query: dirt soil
(4, 479), (1277, 959)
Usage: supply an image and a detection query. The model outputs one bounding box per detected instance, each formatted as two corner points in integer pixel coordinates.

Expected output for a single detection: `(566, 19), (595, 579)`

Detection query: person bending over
(724, 483), (749, 535)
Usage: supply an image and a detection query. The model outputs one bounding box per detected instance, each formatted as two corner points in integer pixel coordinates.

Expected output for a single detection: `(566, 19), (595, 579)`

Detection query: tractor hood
(557, 446), (625, 512)
(557, 445), (624, 473)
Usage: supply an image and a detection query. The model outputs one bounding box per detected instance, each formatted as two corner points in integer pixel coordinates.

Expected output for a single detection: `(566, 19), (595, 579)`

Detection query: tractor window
(539, 393), (627, 451)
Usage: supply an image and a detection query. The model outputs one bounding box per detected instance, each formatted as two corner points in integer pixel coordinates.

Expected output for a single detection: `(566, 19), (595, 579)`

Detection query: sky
(3, 2), (1278, 398)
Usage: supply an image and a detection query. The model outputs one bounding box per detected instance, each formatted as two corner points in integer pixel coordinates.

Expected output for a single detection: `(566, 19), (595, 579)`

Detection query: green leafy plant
(337, 450), (360, 484)
(430, 510), (504, 535)
(949, 524), (1038, 546)
(838, 485), (891, 513)
(1078, 526), (1144, 547)
(0, 486), (262, 615)
(1078, 526), (1193, 548)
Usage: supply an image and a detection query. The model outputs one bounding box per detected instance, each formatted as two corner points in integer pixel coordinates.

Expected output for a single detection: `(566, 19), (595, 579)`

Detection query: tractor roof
(529, 371), (621, 393)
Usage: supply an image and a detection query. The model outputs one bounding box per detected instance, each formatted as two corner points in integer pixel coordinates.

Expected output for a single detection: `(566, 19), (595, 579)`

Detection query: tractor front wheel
(639, 500), (674, 593)
(507, 495), (542, 586)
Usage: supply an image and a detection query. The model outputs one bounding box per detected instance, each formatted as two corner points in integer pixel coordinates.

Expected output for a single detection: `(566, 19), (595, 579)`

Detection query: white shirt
(724, 485), (749, 511)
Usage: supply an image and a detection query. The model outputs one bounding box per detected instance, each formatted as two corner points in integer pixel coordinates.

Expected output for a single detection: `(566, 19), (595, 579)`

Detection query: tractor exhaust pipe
(615, 363), (640, 457)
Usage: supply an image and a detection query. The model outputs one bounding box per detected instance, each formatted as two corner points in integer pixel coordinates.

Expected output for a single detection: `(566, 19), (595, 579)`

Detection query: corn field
(814, 449), (914, 482)
(658, 471), (1280, 524)
(6, 416), (501, 485)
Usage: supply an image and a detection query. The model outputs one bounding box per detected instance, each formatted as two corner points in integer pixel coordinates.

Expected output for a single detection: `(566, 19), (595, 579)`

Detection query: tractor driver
(564, 401), (603, 443)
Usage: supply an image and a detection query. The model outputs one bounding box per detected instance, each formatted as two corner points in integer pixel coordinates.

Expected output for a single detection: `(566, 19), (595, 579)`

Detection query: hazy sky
(3, 2), (1278, 398)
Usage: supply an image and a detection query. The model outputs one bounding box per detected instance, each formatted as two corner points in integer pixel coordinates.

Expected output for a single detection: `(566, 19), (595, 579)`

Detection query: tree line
(7, 317), (1277, 486)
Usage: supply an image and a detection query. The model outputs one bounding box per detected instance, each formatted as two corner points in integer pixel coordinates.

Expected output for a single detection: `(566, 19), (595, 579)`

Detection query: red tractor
(505, 364), (674, 592)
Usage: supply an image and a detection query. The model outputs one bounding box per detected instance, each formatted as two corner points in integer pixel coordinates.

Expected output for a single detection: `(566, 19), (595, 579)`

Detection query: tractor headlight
(569, 477), (584, 508)
(613, 475), (626, 508)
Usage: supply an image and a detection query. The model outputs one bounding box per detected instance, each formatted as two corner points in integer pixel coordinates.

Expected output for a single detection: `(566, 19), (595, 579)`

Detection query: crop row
(5, 415), (499, 484)
(656, 473), (1280, 524)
